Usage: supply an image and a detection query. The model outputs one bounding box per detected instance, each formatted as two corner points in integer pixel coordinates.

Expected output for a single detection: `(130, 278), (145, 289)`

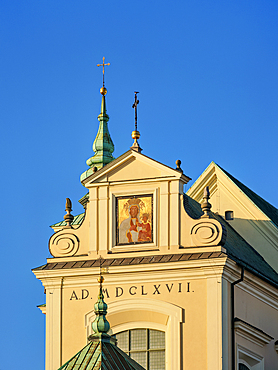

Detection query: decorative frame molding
(110, 188), (158, 252)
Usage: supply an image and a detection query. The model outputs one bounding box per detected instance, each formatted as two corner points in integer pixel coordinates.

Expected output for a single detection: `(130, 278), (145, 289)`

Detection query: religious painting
(116, 194), (153, 245)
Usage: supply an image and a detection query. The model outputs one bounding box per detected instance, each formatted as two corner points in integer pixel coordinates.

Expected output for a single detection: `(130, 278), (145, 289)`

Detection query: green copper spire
(80, 58), (115, 183)
(86, 87), (115, 170)
(58, 273), (145, 369)
(91, 275), (110, 334)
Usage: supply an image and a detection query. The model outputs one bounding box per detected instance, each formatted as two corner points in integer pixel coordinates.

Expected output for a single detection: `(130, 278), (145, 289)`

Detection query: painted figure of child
(138, 213), (152, 242)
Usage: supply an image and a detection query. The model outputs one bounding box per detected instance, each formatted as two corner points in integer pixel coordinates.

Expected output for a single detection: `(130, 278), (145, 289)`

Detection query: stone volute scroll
(181, 187), (226, 248)
(49, 198), (82, 257)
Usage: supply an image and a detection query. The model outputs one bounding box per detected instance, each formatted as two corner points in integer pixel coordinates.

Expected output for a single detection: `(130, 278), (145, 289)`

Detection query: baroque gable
(48, 151), (227, 259)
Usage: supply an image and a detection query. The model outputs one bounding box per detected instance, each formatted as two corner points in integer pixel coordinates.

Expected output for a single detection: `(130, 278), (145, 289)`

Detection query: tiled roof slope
(184, 195), (278, 287)
(51, 213), (85, 228)
(218, 165), (278, 228)
(33, 251), (226, 272)
(58, 336), (145, 370)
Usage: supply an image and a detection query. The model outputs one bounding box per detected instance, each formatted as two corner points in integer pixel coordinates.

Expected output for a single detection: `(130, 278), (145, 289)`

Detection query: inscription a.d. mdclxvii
(70, 282), (193, 300)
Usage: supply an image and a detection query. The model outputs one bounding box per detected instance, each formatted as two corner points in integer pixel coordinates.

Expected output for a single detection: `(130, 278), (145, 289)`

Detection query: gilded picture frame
(116, 194), (153, 245)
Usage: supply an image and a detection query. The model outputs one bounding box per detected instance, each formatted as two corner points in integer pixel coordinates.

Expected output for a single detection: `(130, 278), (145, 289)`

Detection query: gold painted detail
(100, 87), (107, 95)
(97, 56), (110, 87)
(132, 130), (140, 140)
(117, 195), (153, 245)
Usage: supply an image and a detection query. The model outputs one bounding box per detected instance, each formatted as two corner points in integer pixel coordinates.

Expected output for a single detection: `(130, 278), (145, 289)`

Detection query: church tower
(33, 61), (278, 370)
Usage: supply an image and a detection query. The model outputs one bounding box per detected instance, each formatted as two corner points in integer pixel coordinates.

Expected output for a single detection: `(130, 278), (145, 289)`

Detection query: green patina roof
(217, 165), (278, 228)
(51, 213), (85, 228)
(81, 90), (115, 184)
(79, 193), (89, 207)
(58, 335), (145, 370)
(184, 194), (278, 286)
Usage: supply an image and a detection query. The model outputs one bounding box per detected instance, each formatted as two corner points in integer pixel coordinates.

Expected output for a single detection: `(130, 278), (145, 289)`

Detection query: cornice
(234, 318), (273, 347)
(33, 257), (228, 288)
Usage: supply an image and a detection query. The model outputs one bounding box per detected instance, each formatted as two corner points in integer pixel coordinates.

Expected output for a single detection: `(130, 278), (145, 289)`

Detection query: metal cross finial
(130, 91), (142, 153)
(132, 91), (139, 131)
(97, 57), (110, 87)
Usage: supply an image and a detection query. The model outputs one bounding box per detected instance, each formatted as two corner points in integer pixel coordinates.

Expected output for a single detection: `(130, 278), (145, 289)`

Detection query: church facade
(33, 80), (278, 370)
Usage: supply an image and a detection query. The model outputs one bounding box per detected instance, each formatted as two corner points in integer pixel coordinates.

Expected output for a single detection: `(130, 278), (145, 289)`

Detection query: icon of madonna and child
(117, 195), (153, 245)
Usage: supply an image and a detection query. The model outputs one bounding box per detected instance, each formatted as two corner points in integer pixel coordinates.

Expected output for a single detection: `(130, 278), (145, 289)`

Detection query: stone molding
(234, 318), (273, 347)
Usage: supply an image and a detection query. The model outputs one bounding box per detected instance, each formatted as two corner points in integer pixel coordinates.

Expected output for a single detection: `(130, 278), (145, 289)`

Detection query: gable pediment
(187, 162), (278, 272)
(83, 150), (190, 186)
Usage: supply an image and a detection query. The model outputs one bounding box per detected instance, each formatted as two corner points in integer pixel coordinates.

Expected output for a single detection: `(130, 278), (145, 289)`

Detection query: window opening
(225, 210), (234, 220)
(114, 328), (165, 370)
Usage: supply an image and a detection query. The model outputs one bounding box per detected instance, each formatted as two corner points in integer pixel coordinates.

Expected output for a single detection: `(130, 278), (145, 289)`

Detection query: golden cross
(97, 57), (110, 87)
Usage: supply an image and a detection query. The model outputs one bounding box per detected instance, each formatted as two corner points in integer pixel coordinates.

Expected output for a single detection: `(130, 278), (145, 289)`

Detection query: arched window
(114, 328), (165, 370)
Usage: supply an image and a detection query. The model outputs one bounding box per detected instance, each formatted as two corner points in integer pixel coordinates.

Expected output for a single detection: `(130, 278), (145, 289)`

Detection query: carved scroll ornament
(191, 219), (226, 247)
(49, 232), (80, 257)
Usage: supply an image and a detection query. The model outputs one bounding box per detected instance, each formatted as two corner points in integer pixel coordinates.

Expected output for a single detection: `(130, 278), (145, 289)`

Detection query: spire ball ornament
(175, 159), (183, 173)
(100, 87), (107, 95)
(132, 130), (140, 140)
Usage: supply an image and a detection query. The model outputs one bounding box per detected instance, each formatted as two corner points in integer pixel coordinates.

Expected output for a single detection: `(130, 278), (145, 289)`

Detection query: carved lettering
(69, 282), (193, 300)
(82, 289), (89, 300)
(116, 287), (123, 297)
(153, 284), (161, 294)
(129, 286), (137, 295)
(166, 283), (173, 293)
(141, 285), (147, 295)
(70, 291), (78, 300)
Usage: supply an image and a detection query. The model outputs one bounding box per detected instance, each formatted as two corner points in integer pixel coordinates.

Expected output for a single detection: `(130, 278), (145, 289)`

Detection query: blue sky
(0, 1), (277, 368)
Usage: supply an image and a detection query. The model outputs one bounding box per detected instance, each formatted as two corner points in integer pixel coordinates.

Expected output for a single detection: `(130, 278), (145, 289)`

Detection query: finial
(175, 159), (183, 173)
(97, 57), (110, 89)
(64, 198), (74, 227)
(201, 186), (212, 218)
(91, 274), (110, 334)
(130, 91), (142, 153)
